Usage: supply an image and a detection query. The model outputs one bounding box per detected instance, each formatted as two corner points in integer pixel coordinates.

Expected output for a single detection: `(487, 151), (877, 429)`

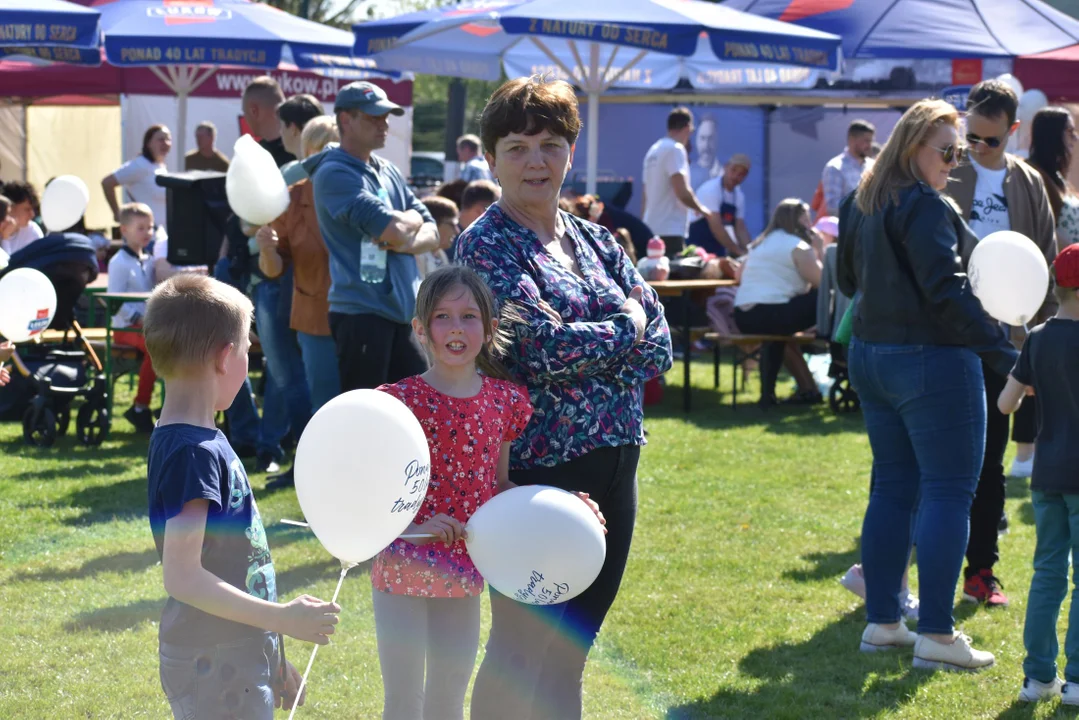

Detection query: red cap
(1055, 244), (1079, 289)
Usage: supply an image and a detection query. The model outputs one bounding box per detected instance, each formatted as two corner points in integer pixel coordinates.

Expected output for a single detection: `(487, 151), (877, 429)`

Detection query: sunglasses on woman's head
(965, 132), (1005, 149)
(927, 143), (966, 164)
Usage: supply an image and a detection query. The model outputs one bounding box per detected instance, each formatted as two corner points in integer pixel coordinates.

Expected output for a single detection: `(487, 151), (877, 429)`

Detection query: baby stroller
(817, 245), (859, 414)
(1, 233), (110, 447)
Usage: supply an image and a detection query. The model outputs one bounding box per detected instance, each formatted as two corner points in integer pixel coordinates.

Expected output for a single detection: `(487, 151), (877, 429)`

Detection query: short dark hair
(480, 75), (581, 158)
(461, 180), (499, 211)
(1, 181), (38, 214)
(0, 194), (10, 223)
(968, 79), (1019, 126)
(435, 178), (468, 208)
(668, 107), (693, 132)
(276, 94), (324, 131)
(141, 124), (169, 163)
(422, 195), (458, 225)
(848, 119), (875, 137)
(243, 75), (284, 107)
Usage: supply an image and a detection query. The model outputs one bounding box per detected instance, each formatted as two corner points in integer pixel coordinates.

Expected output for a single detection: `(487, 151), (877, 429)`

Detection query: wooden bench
(702, 332), (819, 409)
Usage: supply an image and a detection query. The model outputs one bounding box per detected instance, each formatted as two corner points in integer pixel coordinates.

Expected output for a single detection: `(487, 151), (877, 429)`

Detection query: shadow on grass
(1007, 476), (1031, 500)
(783, 539), (860, 583)
(996, 699), (1079, 719)
(14, 548), (159, 583)
(1019, 501), (1035, 527)
(57, 477), (147, 526)
(666, 610), (931, 719)
(64, 597), (163, 633)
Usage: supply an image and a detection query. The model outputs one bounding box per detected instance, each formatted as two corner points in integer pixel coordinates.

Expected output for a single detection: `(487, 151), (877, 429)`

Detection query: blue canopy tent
(80, 0), (386, 158)
(0, 0), (101, 64)
(354, 0), (841, 193)
(723, 0), (1079, 58)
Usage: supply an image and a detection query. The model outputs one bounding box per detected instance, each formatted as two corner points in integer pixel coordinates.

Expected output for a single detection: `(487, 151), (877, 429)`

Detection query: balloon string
(287, 561), (354, 720)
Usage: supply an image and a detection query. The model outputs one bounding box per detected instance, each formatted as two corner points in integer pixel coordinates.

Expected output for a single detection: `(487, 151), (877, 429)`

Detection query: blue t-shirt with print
(147, 424), (276, 646)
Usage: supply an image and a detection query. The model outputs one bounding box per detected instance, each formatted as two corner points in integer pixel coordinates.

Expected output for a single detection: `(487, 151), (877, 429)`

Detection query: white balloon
(41, 175), (90, 233)
(969, 230), (1049, 326)
(0, 268), (57, 342)
(465, 485), (606, 605)
(294, 389), (431, 565)
(226, 135), (290, 226)
(1018, 88), (1050, 123)
(997, 73), (1025, 98)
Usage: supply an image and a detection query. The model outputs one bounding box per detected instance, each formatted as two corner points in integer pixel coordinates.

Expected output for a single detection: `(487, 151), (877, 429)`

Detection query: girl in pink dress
(372, 265), (532, 720)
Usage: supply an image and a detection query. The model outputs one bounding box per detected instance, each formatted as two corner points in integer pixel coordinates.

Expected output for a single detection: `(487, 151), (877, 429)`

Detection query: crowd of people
(8, 64), (1079, 714)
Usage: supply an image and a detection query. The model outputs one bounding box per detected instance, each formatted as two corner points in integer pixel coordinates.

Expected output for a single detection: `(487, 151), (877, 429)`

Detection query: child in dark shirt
(1000, 244), (1079, 705)
(143, 274), (340, 718)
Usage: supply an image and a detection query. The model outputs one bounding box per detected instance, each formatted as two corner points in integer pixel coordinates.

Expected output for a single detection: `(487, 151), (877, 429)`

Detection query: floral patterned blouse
(1058, 194), (1079, 249)
(372, 375), (532, 598)
(456, 204), (672, 469)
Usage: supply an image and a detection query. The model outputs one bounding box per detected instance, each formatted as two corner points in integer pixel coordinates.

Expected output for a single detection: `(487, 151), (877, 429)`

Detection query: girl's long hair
(414, 265), (514, 381)
(141, 124), (168, 163)
(1027, 106), (1074, 219)
(856, 99), (959, 215)
(749, 198), (812, 249)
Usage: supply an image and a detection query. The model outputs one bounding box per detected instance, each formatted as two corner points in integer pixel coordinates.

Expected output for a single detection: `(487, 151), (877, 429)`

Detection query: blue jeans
(159, 633), (279, 719)
(253, 271), (311, 452)
(296, 331), (341, 413)
(848, 340), (986, 635)
(1024, 491), (1079, 683)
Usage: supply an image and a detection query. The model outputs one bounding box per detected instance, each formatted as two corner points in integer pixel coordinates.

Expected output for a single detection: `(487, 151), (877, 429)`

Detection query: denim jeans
(253, 271), (311, 451)
(296, 331), (341, 413)
(159, 633), (279, 720)
(848, 339), (986, 635)
(215, 257), (261, 452)
(1023, 491), (1079, 683)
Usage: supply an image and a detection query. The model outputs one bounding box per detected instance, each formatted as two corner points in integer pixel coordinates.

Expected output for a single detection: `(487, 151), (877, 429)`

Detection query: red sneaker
(963, 568), (1009, 607)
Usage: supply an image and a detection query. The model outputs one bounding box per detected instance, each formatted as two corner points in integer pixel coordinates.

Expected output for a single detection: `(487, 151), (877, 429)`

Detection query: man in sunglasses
(945, 78), (1057, 610)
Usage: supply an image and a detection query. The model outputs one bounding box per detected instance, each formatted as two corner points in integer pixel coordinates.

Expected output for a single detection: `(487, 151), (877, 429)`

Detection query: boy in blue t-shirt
(1000, 244), (1079, 705)
(143, 274), (340, 718)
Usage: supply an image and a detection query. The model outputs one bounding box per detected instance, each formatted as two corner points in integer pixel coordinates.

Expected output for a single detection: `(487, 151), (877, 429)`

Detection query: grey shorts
(159, 632), (279, 720)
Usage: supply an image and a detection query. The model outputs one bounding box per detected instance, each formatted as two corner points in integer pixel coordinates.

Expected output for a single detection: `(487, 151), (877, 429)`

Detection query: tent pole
(586, 43), (600, 196)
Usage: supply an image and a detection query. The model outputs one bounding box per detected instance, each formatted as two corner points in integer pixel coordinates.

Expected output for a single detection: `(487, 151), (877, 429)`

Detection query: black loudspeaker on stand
(155, 171), (230, 266)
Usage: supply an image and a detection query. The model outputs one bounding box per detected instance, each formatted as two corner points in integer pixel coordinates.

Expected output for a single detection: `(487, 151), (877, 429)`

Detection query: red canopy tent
(1015, 45), (1079, 102)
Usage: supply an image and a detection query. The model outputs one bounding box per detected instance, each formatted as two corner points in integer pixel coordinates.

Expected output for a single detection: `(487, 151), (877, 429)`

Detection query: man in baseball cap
(333, 81), (405, 117)
(304, 80), (438, 393)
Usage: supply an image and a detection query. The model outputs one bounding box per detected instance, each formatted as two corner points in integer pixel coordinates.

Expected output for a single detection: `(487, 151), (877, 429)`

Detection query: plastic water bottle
(360, 238), (387, 283)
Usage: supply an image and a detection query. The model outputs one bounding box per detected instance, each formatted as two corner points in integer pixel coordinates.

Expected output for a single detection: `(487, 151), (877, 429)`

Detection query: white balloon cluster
(994, 73), (1049, 157)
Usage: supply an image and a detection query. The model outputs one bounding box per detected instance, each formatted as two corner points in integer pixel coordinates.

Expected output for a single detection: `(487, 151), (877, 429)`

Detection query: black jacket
(837, 182), (1017, 378)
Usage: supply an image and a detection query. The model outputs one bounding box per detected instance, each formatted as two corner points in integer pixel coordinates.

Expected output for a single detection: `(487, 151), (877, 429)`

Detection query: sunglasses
(927, 143), (966, 164)
(965, 132), (1006, 149)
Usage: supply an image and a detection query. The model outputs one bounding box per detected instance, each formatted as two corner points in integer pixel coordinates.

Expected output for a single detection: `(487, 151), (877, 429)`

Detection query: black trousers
(1012, 397), (1037, 444)
(733, 290), (818, 401)
(966, 361), (1008, 574)
(470, 445), (640, 720)
(328, 312), (428, 392)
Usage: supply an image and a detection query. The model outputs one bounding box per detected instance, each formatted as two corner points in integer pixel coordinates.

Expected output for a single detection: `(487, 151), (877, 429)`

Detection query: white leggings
(372, 588), (481, 720)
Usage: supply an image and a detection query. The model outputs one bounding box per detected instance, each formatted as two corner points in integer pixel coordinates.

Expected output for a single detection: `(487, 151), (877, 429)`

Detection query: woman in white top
(734, 198), (823, 408)
(101, 124), (172, 233)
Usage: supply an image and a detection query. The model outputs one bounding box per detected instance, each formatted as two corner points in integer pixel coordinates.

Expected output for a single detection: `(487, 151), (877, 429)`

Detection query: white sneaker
(840, 564), (866, 600)
(900, 589), (920, 622)
(1010, 455), (1034, 478)
(913, 632), (995, 672)
(1019, 676), (1064, 702)
(860, 622), (917, 653)
(1063, 683), (1079, 705)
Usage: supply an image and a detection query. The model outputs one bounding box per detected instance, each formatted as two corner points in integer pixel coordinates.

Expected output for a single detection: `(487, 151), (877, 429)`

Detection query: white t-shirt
(113, 156), (168, 227)
(107, 246), (154, 328)
(968, 159), (1010, 240)
(695, 173), (745, 238)
(642, 137), (690, 237)
(734, 230), (811, 308)
(2, 220), (43, 256)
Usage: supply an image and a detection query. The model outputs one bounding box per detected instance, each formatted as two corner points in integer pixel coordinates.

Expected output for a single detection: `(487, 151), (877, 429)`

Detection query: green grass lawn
(0, 360), (1070, 718)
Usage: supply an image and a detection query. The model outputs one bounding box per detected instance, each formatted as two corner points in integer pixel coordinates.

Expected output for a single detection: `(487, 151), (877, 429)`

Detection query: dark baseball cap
(334, 81), (404, 117)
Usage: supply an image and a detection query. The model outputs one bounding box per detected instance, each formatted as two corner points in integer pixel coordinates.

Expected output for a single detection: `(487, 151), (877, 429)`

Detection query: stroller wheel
(23, 407), (58, 448)
(76, 404), (110, 446)
(56, 407), (71, 437)
(829, 378), (861, 414)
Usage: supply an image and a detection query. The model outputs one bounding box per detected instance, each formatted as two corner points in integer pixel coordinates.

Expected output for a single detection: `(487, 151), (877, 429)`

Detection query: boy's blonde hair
(143, 274), (253, 378)
(119, 202), (153, 226)
(300, 115), (339, 160)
